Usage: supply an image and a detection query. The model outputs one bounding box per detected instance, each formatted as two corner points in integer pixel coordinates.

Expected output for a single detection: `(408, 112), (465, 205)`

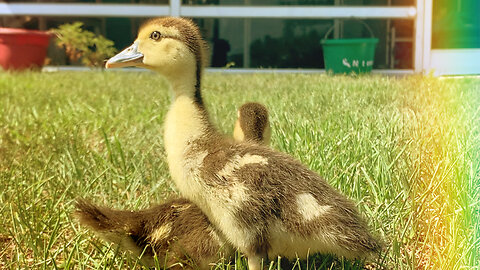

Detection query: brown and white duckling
(106, 17), (380, 270)
(234, 102), (270, 145)
(74, 103), (270, 269)
(74, 198), (232, 269)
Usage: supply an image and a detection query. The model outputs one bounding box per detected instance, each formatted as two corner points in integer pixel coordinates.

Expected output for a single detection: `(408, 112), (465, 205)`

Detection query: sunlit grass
(0, 71), (478, 269)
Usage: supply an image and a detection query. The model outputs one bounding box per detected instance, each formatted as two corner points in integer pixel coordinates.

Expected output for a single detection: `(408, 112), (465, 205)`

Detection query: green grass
(0, 71), (479, 269)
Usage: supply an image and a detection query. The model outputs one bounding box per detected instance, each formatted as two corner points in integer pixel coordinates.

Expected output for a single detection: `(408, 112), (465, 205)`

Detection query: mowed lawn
(0, 71), (479, 270)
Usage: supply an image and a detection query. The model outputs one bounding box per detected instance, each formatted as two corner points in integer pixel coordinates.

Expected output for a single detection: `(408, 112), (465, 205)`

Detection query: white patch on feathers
(296, 193), (331, 221)
(217, 154), (268, 179)
(150, 223), (172, 243)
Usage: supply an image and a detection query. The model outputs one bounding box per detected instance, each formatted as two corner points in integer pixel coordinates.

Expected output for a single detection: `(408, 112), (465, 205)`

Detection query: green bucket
(321, 21), (378, 74)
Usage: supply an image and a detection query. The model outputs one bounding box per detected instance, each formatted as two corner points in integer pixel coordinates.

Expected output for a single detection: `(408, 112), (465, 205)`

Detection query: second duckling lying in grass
(74, 102), (270, 269)
(75, 198), (231, 269)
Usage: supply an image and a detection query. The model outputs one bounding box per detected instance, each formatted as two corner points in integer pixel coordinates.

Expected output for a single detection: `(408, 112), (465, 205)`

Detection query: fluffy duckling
(74, 198), (232, 269)
(74, 103), (270, 269)
(105, 17), (380, 270)
(233, 102), (270, 145)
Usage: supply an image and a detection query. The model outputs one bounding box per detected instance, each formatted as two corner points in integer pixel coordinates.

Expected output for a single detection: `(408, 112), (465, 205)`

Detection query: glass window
(1, 0), (414, 69)
(193, 18), (413, 69)
(432, 0), (480, 49)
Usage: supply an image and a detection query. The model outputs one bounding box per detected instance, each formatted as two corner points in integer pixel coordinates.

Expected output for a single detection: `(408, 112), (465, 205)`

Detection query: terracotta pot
(0, 28), (51, 70)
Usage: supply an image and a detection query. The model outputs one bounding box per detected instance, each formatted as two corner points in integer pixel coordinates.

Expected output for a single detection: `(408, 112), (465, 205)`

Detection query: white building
(0, 0), (479, 75)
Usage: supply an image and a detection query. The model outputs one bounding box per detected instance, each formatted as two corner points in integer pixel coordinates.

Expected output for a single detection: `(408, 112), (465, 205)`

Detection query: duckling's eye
(150, 31), (161, 41)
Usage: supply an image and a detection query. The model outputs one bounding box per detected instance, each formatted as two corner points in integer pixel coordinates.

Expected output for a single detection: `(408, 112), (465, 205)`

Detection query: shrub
(50, 22), (117, 67)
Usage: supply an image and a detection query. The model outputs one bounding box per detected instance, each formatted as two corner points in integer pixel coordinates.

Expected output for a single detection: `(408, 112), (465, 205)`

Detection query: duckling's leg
(246, 253), (266, 270)
(245, 245), (268, 270)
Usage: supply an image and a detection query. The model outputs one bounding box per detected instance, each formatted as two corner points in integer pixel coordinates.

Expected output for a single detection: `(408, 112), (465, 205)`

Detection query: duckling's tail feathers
(73, 198), (144, 237)
(74, 199), (151, 258)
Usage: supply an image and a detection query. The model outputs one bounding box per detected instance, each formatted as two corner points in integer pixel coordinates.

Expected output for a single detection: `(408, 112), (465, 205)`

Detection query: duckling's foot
(246, 254), (267, 270)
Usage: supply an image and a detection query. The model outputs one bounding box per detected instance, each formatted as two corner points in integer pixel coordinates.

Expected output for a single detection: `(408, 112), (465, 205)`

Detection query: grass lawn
(0, 71), (479, 269)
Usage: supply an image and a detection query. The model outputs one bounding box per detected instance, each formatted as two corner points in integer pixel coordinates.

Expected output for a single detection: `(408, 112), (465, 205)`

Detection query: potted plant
(0, 27), (52, 70)
(50, 22), (117, 67)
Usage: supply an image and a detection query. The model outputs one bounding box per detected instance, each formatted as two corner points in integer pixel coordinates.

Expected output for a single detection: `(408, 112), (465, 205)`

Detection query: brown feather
(74, 198), (232, 269)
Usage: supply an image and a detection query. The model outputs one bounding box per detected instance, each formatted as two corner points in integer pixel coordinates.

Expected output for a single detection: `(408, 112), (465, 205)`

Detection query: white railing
(0, 1), (431, 73)
(0, 3), (170, 17)
(0, 3), (416, 18)
(178, 6), (416, 19)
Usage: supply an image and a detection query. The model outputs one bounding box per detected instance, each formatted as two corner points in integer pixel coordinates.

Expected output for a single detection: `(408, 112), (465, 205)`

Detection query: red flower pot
(0, 28), (51, 70)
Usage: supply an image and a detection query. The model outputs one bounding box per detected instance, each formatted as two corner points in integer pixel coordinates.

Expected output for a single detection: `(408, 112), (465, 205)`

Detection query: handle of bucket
(323, 19), (375, 40)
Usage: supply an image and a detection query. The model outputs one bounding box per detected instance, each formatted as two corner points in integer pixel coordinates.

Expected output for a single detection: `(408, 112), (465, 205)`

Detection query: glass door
(430, 0), (480, 75)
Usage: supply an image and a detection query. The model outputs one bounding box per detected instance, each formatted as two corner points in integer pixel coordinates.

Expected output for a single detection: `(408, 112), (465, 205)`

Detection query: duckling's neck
(163, 74), (212, 186)
(162, 61), (203, 107)
(165, 65), (203, 106)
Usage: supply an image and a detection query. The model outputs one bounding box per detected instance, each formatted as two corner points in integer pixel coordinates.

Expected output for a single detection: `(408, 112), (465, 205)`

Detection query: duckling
(74, 103), (270, 269)
(233, 102), (270, 145)
(74, 198), (232, 269)
(105, 17), (380, 270)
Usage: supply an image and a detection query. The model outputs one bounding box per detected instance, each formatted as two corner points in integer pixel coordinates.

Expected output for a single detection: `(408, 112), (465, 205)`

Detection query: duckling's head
(106, 17), (207, 99)
(233, 102), (271, 145)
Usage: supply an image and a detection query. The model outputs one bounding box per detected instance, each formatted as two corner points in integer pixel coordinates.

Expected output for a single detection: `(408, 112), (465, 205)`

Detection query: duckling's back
(183, 137), (380, 260)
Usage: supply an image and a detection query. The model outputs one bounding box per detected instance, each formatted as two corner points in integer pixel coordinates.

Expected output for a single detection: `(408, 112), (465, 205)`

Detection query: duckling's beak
(105, 42), (144, 69)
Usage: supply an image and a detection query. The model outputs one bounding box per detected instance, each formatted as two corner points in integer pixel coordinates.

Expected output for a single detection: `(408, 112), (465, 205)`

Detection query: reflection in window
(1, 0), (415, 68)
(249, 20), (330, 68)
(432, 0), (480, 49)
(194, 18), (413, 69)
